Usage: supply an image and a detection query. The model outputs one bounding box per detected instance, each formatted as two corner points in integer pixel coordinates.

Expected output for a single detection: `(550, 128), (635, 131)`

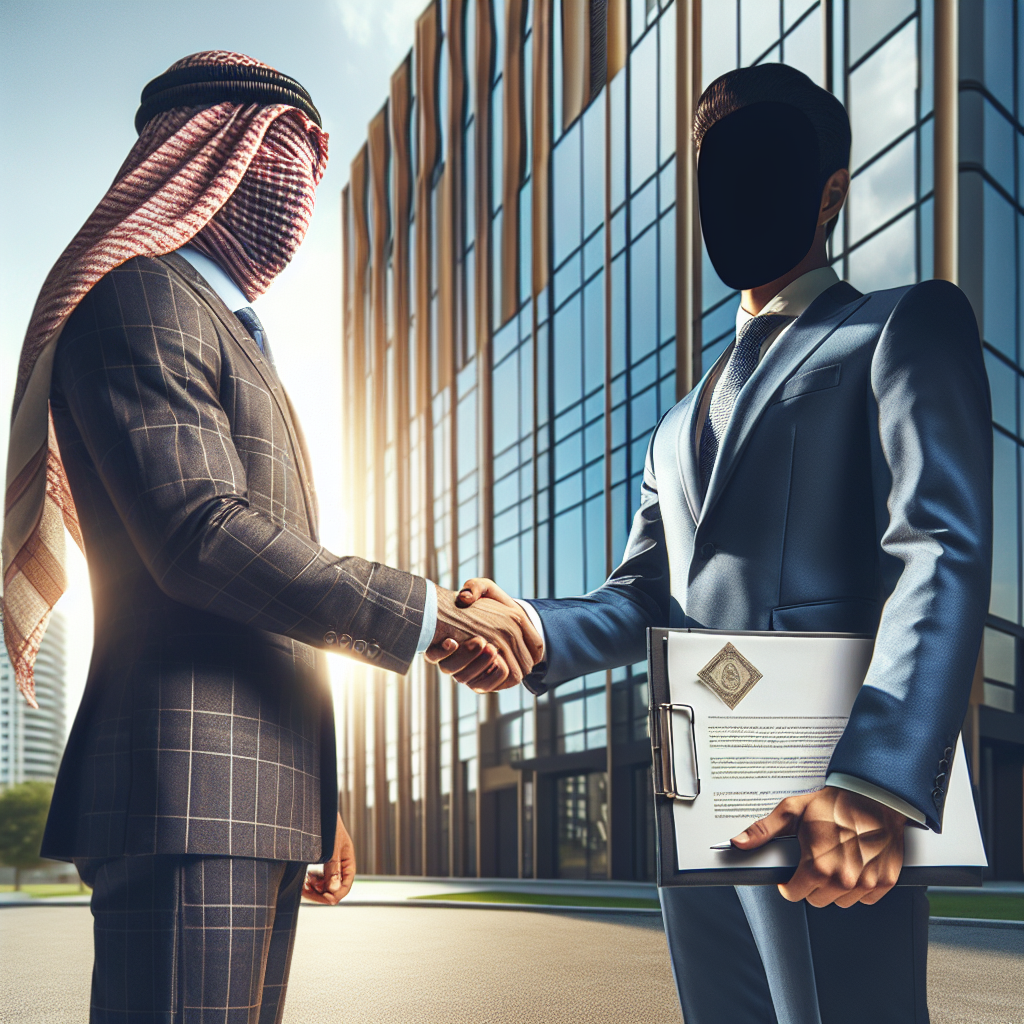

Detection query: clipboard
(648, 628), (986, 887)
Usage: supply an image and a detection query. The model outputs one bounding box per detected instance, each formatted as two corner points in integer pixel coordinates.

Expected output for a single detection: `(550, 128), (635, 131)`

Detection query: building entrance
(555, 772), (609, 879)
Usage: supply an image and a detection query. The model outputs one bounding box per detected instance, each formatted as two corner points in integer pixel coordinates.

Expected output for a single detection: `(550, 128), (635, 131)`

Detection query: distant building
(0, 611), (67, 785)
(338, 0), (1024, 882)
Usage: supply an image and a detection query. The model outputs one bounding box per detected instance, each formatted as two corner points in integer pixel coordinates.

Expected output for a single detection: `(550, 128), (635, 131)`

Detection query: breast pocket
(776, 363), (842, 403)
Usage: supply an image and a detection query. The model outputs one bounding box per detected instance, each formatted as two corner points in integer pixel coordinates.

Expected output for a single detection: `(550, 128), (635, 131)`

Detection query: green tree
(0, 781), (53, 889)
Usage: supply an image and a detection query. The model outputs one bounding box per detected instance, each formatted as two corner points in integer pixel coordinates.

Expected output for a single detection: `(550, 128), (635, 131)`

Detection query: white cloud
(334, 0), (422, 54)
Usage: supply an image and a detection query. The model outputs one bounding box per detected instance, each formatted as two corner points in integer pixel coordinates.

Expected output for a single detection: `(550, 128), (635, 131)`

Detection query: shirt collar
(173, 245), (252, 313)
(734, 265), (841, 337)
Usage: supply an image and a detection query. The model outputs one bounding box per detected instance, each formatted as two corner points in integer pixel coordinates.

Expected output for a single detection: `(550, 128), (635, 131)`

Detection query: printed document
(663, 631), (986, 874)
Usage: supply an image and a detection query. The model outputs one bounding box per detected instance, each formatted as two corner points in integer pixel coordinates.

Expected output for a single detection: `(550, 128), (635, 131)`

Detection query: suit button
(938, 759), (949, 772)
(367, 642), (382, 660)
(932, 788), (943, 800)
(700, 543), (716, 559)
(338, 634), (353, 649)
(933, 772), (947, 788)
(323, 630), (337, 645)
(353, 639), (367, 654)
(943, 746), (954, 759)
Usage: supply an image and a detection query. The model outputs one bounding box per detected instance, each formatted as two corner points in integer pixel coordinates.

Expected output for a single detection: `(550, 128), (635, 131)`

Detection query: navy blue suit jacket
(525, 279), (992, 831)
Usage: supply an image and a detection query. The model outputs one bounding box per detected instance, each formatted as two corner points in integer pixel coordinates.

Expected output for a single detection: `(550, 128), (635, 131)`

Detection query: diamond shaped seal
(697, 643), (763, 710)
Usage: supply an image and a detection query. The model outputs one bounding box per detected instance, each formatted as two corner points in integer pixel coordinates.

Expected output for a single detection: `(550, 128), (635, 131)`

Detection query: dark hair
(693, 64), (851, 185)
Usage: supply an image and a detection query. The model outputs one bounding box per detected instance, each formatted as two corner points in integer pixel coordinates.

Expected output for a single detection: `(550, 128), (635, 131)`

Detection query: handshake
(427, 579), (542, 692)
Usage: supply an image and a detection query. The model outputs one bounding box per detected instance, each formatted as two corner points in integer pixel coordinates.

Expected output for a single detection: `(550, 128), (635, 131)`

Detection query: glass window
(702, 0), (738, 90)
(555, 506), (585, 595)
(610, 71), (627, 208)
(847, 209), (916, 293)
(584, 273), (606, 394)
(491, 80), (504, 214)
(611, 254), (628, 374)
(493, 354), (520, 452)
(984, 0), (1014, 113)
(983, 627), (1016, 685)
(984, 101), (1015, 197)
(554, 294), (583, 413)
(991, 431), (1020, 621)
(552, 124), (582, 266)
(630, 229), (659, 361)
(584, 228), (605, 280)
(849, 21), (917, 171)
(984, 185), (1016, 361)
(583, 100), (606, 237)
(630, 30), (659, 190)
(741, 0), (780, 66)
(782, 4), (822, 86)
(702, 298), (736, 343)
(586, 495), (607, 590)
(985, 351), (1018, 436)
(703, 238), (735, 311)
(632, 178), (658, 237)
(659, 5), (677, 162)
(660, 213), (676, 343)
(848, 134), (916, 245)
(784, 0), (817, 32)
(631, 386), (658, 441)
(848, 0), (914, 66)
(554, 251), (582, 307)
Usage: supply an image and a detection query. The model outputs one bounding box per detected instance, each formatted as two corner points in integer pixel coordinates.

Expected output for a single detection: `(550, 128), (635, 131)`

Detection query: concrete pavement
(1, 903), (1021, 1023)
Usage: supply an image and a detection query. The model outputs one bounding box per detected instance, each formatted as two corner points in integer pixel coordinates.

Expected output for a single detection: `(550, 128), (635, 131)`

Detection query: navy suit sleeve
(827, 279), (992, 831)
(522, 424), (671, 695)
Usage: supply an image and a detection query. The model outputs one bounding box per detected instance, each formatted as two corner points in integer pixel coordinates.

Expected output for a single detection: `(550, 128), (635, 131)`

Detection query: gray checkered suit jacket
(42, 253), (427, 863)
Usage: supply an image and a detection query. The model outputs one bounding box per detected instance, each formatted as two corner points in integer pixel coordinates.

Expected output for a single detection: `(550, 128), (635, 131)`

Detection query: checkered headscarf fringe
(2, 51), (328, 706)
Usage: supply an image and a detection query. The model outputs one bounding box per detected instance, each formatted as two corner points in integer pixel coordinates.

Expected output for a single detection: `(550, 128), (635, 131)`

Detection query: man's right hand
(429, 584), (543, 692)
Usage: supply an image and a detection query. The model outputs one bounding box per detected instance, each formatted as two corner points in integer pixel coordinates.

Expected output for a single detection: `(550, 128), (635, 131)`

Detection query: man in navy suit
(430, 64), (992, 1024)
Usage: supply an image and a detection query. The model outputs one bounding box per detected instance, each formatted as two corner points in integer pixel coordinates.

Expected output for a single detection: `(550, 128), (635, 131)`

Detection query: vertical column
(415, 1), (444, 876)
(501, 0), (529, 326)
(934, 0), (959, 287)
(390, 59), (415, 875)
(675, 0), (701, 400)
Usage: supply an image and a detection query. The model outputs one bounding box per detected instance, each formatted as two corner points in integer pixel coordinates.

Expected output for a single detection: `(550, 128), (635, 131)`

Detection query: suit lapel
(159, 253), (319, 537)
(700, 282), (867, 523)
(675, 359), (724, 524)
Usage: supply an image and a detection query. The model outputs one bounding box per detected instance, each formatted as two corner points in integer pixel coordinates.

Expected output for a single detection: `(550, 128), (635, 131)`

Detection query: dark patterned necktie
(235, 306), (274, 364)
(699, 314), (791, 492)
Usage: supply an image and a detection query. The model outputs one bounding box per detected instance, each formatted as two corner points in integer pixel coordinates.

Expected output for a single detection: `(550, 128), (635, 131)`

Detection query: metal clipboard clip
(651, 703), (701, 800)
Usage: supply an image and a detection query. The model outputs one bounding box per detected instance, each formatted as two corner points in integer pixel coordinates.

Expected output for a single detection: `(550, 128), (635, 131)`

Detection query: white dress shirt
(520, 266), (926, 825)
(172, 245), (439, 656)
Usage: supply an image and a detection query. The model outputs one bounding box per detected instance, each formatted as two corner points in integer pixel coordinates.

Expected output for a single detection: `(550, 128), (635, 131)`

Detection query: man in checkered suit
(25, 55), (539, 1024)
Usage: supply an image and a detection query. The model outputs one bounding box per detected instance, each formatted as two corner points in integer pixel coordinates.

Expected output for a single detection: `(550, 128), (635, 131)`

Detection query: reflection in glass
(984, 0), (1014, 113)
(584, 274), (605, 393)
(985, 350), (1018, 436)
(782, 5), (822, 85)
(848, 134), (915, 244)
(583, 101), (606, 237)
(554, 294), (582, 412)
(991, 430), (1020, 621)
(849, 22), (916, 171)
(984, 184), (1016, 361)
(984, 627), (1016, 686)
(556, 772), (609, 879)
(631, 230), (658, 361)
(984, 102), (1015, 197)
(741, 0), (780, 66)
(848, 0), (914, 66)
(552, 125), (581, 266)
(847, 209), (916, 293)
(631, 30), (659, 189)
(702, 0), (738, 89)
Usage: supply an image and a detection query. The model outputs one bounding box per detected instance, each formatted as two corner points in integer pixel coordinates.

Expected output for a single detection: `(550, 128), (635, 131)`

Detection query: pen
(710, 836), (798, 850)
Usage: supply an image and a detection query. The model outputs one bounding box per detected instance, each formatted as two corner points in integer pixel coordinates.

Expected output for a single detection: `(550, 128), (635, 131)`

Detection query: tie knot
(736, 313), (791, 355)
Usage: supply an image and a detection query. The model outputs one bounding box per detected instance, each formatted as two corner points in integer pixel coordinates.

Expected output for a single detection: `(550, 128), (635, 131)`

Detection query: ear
(818, 168), (850, 227)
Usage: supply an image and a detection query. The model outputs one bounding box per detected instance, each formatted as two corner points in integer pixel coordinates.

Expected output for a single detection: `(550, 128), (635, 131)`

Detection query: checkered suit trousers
(43, 253), (428, 864)
(76, 855), (305, 1024)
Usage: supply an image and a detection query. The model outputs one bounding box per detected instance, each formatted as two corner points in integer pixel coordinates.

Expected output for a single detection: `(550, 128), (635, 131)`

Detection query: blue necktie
(235, 306), (273, 364)
(699, 314), (790, 493)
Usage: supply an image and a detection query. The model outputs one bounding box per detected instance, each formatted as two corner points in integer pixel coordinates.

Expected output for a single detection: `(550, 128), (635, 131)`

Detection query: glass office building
(339, 0), (1024, 881)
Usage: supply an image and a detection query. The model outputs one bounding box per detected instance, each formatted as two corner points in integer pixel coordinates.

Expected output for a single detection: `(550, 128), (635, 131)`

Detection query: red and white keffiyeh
(2, 51), (328, 705)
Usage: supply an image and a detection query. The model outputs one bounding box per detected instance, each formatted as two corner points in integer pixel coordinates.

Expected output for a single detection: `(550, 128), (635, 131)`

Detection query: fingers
(456, 578), (495, 607)
(424, 638), (459, 665)
(730, 793), (807, 850)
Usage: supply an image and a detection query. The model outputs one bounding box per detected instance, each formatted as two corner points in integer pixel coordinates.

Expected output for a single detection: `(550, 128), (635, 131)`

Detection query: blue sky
(0, 0), (423, 724)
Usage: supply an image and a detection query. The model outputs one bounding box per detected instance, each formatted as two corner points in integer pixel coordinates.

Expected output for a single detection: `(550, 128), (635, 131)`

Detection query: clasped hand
(426, 583), (544, 692)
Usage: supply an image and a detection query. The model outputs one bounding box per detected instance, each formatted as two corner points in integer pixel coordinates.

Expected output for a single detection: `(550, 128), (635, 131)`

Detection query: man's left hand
(302, 812), (356, 905)
(731, 786), (906, 907)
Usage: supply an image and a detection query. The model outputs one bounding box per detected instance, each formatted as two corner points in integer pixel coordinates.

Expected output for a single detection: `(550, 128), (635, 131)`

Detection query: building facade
(339, 0), (1024, 881)
(0, 611), (67, 786)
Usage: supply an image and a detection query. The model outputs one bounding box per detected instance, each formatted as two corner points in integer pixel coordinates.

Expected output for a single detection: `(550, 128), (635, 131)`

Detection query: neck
(741, 230), (829, 317)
